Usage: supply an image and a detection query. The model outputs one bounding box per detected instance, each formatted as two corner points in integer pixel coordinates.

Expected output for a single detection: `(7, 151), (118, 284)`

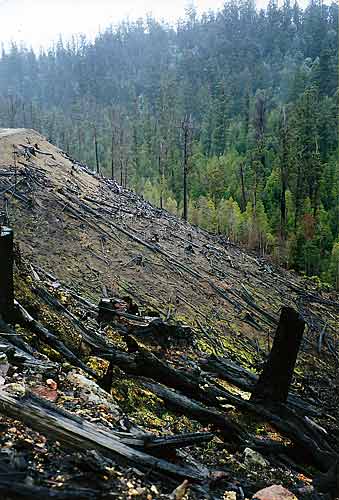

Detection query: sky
(0, 0), (312, 51)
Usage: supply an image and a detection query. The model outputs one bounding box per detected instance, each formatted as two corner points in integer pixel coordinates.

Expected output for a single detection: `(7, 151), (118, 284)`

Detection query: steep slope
(0, 129), (339, 499)
(1, 129), (337, 353)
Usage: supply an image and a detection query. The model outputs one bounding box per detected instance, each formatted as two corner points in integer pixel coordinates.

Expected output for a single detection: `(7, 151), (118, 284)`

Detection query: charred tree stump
(251, 306), (305, 403)
(0, 226), (14, 322)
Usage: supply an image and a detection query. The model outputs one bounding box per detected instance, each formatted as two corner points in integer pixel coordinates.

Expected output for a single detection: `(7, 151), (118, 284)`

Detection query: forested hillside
(0, 0), (338, 285)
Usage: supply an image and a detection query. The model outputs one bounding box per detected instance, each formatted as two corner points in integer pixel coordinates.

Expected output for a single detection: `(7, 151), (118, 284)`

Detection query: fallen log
(14, 301), (97, 378)
(199, 355), (257, 392)
(128, 319), (192, 348)
(32, 286), (109, 351)
(138, 378), (245, 443)
(101, 345), (336, 471)
(19, 143), (55, 159)
(200, 354), (321, 417)
(144, 431), (214, 450)
(0, 390), (210, 482)
(0, 319), (36, 355)
(0, 481), (99, 500)
(251, 306), (305, 404)
(102, 346), (217, 407)
(0, 336), (56, 371)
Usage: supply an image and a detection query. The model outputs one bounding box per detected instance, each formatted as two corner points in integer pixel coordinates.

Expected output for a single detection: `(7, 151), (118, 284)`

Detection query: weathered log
(0, 318), (36, 355)
(130, 318), (192, 347)
(199, 354), (257, 392)
(138, 378), (245, 443)
(0, 390), (209, 482)
(102, 346), (335, 471)
(33, 286), (108, 351)
(251, 306), (305, 403)
(0, 226), (14, 322)
(145, 431), (214, 450)
(18, 143), (55, 159)
(99, 301), (192, 347)
(14, 301), (97, 378)
(0, 335), (56, 371)
(0, 481), (99, 499)
(97, 297), (141, 323)
(104, 346), (216, 406)
(200, 354), (321, 417)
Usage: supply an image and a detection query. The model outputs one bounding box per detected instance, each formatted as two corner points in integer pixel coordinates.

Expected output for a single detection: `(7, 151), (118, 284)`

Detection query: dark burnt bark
(251, 306), (305, 403)
(0, 226), (15, 322)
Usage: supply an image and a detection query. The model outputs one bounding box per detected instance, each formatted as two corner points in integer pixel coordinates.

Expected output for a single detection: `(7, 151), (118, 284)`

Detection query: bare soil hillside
(1, 129), (337, 350)
(0, 129), (338, 499)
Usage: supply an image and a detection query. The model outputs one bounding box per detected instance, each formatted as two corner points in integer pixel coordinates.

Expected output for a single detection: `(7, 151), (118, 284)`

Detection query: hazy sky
(1, 0), (310, 51)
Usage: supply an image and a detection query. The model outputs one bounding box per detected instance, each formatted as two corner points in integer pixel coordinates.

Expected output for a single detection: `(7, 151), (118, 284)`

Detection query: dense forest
(0, 0), (338, 287)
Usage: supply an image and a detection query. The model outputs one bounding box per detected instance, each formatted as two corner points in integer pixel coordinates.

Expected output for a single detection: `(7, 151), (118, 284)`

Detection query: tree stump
(0, 226), (14, 322)
(251, 306), (305, 403)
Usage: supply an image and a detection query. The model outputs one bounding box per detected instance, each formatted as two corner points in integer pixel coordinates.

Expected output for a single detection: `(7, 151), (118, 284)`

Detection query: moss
(87, 356), (109, 377)
(14, 272), (81, 352)
(196, 338), (215, 355)
(104, 327), (127, 350)
(237, 411), (290, 444)
(40, 344), (62, 361)
(216, 378), (251, 399)
(219, 333), (257, 368)
(110, 373), (198, 434)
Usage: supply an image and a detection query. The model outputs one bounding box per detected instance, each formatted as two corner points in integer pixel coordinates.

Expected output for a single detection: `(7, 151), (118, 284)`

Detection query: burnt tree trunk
(251, 306), (305, 403)
(240, 162), (246, 212)
(94, 126), (100, 174)
(111, 133), (115, 180)
(0, 227), (14, 322)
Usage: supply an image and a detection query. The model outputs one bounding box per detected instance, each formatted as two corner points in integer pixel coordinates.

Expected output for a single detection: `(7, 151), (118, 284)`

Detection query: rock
(223, 492), (237, 500)
(31, 381), (58, 402)
(0, 353), (9, 385)
(4, 383), (26, 397)
(252, 485), (298, 500)
(46, 378), (58, 390)
(169, 479), (190, 499)
(244, 447), (268, 468)
(67, 369), (120, 418)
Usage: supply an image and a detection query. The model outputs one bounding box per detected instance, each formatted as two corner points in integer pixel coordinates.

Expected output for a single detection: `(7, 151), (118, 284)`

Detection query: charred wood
(0, 391), (209, 482)
(251, 306), (305, 404)
(0, 226), (15, 322)
(14, 301), (97, 378)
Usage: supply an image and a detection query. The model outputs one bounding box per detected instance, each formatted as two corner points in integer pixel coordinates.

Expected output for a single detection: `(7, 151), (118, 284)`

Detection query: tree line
(0, 0), (338, 287)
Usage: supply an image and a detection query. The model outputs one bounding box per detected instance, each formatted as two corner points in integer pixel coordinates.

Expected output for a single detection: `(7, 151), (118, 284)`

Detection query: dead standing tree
(93, 125), (100, 175)
(181, 114), (193, 222)
(251, 306), (305, 403)
(0, 226), (14, 323)
(158, 141), (168, 210)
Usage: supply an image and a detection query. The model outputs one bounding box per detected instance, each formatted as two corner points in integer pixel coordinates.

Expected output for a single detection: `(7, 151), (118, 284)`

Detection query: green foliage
(328, 241), (339, 290)
(218, 198), (242, 242)
(0, 1), (337, 283)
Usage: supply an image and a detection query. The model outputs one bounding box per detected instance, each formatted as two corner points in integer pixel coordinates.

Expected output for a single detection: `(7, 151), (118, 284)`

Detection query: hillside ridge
(0, 128), (339, 499)
(1, 128), (337, 343)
